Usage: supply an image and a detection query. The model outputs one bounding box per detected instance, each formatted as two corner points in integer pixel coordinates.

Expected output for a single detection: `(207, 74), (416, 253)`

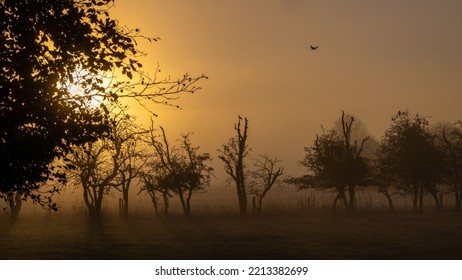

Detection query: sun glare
(59, 69), (110, 109)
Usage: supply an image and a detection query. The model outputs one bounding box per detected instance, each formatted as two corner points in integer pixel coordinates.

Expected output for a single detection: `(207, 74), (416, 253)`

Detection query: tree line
(65, 114), (284, 219)
(2, 0), (462, 219)
(290, 110), (462, 214)
(6, 108), (462, 220)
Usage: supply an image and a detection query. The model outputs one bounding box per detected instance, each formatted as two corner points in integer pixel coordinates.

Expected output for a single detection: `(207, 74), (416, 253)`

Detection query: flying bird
(310, 45), (319, 50)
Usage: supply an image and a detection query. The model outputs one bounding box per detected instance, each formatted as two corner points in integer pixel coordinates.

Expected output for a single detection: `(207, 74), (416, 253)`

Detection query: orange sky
(111, 0), (462, 177)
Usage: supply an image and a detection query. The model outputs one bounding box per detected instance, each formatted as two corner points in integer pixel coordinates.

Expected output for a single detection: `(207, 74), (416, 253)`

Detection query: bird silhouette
(310, 45), (319, 50)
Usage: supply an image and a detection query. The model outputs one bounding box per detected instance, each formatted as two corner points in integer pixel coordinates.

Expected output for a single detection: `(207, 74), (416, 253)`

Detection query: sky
(111, 0), (462, 178)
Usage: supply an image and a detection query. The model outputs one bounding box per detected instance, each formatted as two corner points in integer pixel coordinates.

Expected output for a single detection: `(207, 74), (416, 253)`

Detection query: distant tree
(113, 117), (146, 218)
(434, 122), (462, 210)
(371, 155), (397, 211)
(143, 124), (213, 216)
(178, 133), (214, 215)
(139, 171), (172, 218)
(249, 154), (284, 213)
(218, 116), (250, 216)
(0, 0), (206, 211)
(5, 193), (22, 219)
(379, 111), (445, 212)
(67, 113), (141, 219)
(299, 111), (370, 213)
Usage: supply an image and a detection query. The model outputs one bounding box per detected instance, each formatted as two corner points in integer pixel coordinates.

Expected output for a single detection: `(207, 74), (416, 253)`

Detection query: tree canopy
(378, 111), (445, 211)
(298, 112), (370, 212)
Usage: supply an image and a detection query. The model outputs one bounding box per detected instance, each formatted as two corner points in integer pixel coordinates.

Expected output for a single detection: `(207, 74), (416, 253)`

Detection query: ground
(1, 210), (461, 259)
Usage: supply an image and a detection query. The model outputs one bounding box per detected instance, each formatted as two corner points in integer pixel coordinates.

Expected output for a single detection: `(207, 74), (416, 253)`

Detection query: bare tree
(114, 118), (146, 217)
(142, 123), (213, 217)
(69, 141), (119, 219)
(139, 171), (172, 218)
(67, 113), (140, 219)
(249, 155), (284, 213)
(218, 116), (250, 216)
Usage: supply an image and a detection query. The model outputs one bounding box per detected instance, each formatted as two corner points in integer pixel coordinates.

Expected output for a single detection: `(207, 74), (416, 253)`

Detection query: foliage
(0, 0), (206, 210)
(298, 111), (370, 212)
(378, 111), (445, 211)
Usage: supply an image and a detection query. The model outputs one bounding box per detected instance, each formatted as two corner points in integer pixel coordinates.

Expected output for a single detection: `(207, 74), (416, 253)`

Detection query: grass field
(1, 210), (462, 260)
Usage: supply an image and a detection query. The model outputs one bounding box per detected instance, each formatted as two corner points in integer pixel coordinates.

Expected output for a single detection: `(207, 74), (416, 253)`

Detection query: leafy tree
(218, 116), (250, 216)
(379, 111), (445, 211)
(298, 112), (370, 213)
(0, 0), (206, 210)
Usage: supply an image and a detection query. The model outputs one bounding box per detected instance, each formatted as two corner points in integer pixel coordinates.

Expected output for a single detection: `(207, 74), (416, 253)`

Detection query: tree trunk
(333, 190), (346, 214)
(429, 190), (443, 211)
(122, 188), (129, 217)
(385, 192), (394, 212)
(8, 193), (22, 219)
(454, 176), (461, 211)
(348, 185), (356, 212)
(162, 192), (169, 217)
(238, 189), (247, 216)
(411, 183), (418, 211)
(149, 191), (161, 218)
(257, 195), (263, 214)
(185, 189), (193, 217)
(418, 183), (424, 212)
(178, 191), (190, 217)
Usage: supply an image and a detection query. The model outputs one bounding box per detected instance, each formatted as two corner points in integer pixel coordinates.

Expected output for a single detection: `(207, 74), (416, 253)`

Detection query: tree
(178, 133), (214, 215)
(371, 155), (397, 211)
(218, 116), (250, 216)
(139, 170), (172, 218)
(143, 124), (213, 216)
(0, 0), (206, 210)
(434, 122), (462, 210)
(379, 111), (445, 212)
(249, 154), (284, 213)
(113, 117), (146, 218)
(298, 111), (370, 213)
(67, 113), (141, 219)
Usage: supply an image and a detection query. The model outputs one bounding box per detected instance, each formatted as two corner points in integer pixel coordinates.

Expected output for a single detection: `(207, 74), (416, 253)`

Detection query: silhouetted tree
(67, 113), (140, 219)
(379, 111), (445, 212)
(434, 122), (462, 210)
(249, 155), (284, 213)
(0, 0), (206, 210)
(371, 155), (397, 211)
(139, 171), (172, 218)
(218, 116), (250, 216)
(179, 133), (214, 215)
(113, 117), (146, 218)
(143, 124), (213, 216)
(299, 111), (370, 213)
